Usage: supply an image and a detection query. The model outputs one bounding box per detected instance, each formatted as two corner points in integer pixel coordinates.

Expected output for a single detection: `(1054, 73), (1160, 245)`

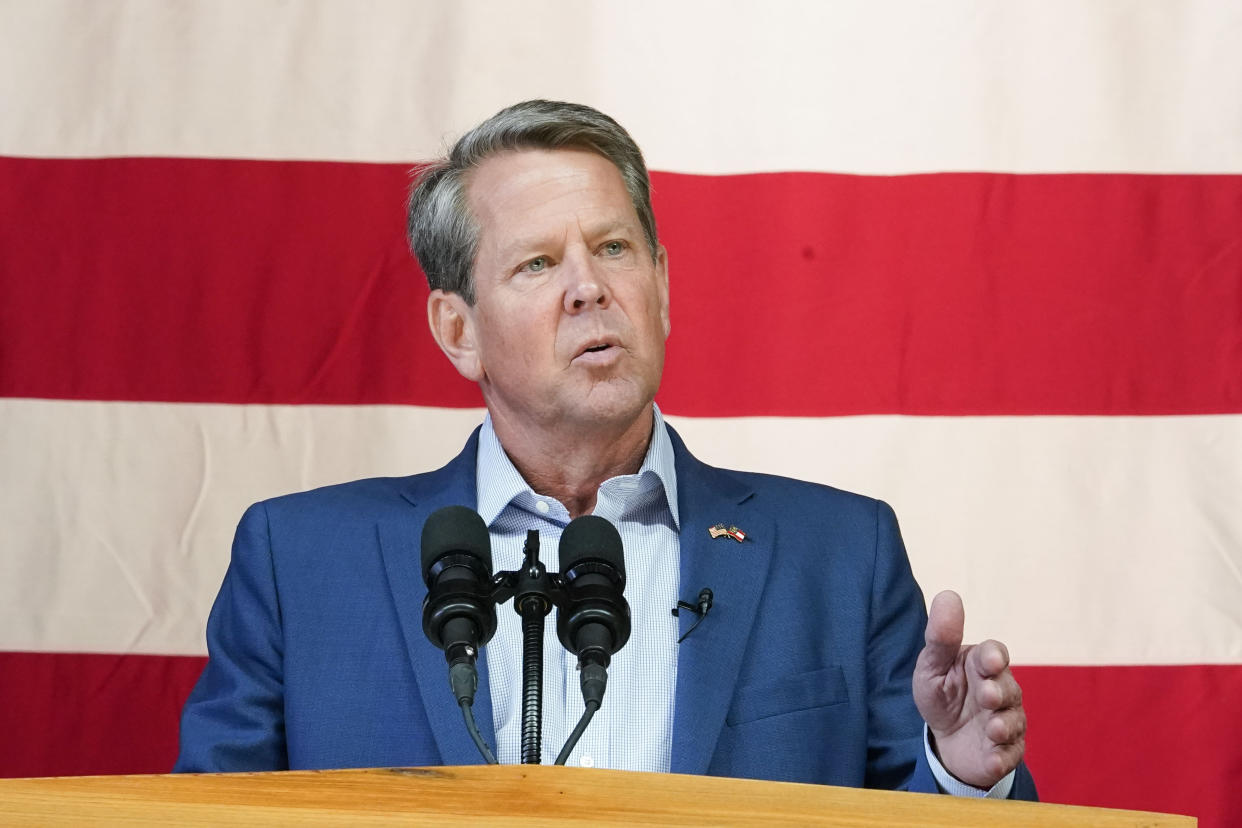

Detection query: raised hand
(912, 590), (1026, 788)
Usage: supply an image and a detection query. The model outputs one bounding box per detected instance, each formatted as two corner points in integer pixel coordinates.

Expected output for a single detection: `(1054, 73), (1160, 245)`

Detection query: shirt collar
(475, 404), (679, 529)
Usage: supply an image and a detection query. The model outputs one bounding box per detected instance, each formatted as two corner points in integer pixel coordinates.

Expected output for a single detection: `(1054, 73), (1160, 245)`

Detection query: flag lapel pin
(709, 523), (747, 543)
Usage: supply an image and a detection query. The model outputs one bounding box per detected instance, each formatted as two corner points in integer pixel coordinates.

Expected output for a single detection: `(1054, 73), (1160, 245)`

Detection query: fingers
(984, 706), (1027, 746)
(925, 590), (965, 646)
(931, 706), (1027, 787)
(971, 664), (1022, 711)
(965, 638), (1011, 698)
(974, 639), (1011, 675)
(984, 708), (1027, 780)
(983, 738), (1026, 782)
(921, 590), (966, 674)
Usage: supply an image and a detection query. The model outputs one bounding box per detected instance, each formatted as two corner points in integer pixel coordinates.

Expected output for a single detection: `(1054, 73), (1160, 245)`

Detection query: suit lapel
(376, 428), (499, 765)
(667, 428), (776, 774)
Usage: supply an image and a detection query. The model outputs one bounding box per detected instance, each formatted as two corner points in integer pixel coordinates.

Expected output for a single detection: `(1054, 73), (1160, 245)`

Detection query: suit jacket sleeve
(862, 499), (935, 790)
(174, 502), (288, 772)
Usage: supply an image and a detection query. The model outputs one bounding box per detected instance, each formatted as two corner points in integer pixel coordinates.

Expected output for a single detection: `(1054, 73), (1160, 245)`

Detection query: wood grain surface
(0, 765), (1196, 826)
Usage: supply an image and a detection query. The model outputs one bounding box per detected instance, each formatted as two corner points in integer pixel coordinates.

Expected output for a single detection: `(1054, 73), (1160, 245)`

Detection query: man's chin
(560, 385), (655, 430)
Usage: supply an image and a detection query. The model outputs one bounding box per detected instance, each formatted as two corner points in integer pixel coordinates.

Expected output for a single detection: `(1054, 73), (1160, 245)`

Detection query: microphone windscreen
(420, 505), (492, 581)
(558, 515), (624, 575)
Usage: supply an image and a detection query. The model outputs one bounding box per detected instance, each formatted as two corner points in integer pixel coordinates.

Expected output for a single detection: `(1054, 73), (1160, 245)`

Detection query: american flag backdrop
(1, 1), (1240, 824)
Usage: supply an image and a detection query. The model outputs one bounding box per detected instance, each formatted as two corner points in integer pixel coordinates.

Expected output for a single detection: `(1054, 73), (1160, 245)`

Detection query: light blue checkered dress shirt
(477, 405), (681, 771)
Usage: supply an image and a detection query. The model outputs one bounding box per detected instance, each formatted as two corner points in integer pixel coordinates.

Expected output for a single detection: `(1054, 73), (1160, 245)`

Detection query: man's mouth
(575, 339), (621, 362)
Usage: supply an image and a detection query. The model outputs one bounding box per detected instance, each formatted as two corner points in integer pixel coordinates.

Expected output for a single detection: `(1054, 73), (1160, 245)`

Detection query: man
(176, 100), (1035, 798)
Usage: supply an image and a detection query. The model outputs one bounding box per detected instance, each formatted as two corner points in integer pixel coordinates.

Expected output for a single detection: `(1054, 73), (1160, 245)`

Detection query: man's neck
(488, 405), (655, 518)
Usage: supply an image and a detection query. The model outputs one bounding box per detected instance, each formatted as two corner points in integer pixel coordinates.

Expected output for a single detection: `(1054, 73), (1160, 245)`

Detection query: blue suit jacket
(175, 426), (1036, 798)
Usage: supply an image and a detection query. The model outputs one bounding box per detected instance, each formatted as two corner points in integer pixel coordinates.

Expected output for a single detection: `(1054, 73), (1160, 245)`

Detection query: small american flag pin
(709, 523), (747, 543)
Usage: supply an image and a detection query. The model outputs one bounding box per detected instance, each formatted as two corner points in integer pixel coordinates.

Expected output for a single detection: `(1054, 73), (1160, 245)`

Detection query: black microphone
(420, 506), (498, 694)
(420, 505), (499, 764)
(673, 587), (713, 643)
(556, 515), (630, 706)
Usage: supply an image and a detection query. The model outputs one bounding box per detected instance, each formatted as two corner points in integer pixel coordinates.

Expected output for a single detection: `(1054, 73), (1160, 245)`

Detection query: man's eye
(523, 256), (548, 273)
(602, 241), (625, 256)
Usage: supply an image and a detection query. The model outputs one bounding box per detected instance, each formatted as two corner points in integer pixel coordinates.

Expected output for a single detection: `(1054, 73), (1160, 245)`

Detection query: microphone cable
(554, 661), (608, 765)
(459, 698), (499, 765)
(554, 700), (600, 766)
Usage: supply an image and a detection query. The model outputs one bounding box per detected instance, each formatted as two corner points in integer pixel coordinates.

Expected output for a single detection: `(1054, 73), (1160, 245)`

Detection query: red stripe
(0, 651), (205, 777)
(0, 653), (1236, 826)
(1015, 664), (1240, 826)
(3, 157), (1239, 414)
(0, 157), (477, 408)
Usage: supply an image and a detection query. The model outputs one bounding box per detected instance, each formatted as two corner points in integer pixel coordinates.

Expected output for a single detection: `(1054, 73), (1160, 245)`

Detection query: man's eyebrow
(494, 233), (556, 263)
(584, 218), (641, 238)
(495, 219), (641, 261)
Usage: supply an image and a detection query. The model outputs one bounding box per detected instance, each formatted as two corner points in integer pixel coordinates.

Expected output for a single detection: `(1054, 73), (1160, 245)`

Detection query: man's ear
(656, 243), (671, 338)
(427, 289), (484, 382)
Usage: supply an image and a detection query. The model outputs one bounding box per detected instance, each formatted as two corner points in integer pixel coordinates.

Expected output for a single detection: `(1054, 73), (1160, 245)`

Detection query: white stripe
(669, 413), (1242, 667)
(1, 0), (1239, 173)
(0, 400), (482, 657)
(3, 398), (1240, 664)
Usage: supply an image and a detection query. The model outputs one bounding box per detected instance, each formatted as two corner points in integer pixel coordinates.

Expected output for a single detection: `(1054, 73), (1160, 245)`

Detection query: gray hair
(406, 100), (659, 304)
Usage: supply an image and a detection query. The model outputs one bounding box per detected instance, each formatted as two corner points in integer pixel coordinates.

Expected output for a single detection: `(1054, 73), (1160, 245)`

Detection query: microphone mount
(487, 518), (630, 766)
(488, 529), (566, 765)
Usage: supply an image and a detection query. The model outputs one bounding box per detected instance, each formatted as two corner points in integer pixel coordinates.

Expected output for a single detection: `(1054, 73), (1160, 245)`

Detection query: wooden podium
(0, 765), (1194, 826)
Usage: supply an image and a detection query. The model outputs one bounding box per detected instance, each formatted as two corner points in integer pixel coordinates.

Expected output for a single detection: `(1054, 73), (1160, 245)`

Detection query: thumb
(921, 590), (966, 675)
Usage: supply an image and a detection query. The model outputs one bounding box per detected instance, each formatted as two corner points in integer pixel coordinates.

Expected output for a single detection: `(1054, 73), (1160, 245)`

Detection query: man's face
(437, 148), (669, 436)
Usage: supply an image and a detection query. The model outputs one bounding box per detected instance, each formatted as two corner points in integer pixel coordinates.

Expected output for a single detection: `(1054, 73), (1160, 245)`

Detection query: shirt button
(535, 500), (550, 514)
(580, 754), (594, 768)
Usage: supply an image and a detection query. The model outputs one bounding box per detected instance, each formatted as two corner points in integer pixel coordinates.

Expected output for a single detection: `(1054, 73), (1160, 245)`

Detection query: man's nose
(562, 249), (611, 313)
